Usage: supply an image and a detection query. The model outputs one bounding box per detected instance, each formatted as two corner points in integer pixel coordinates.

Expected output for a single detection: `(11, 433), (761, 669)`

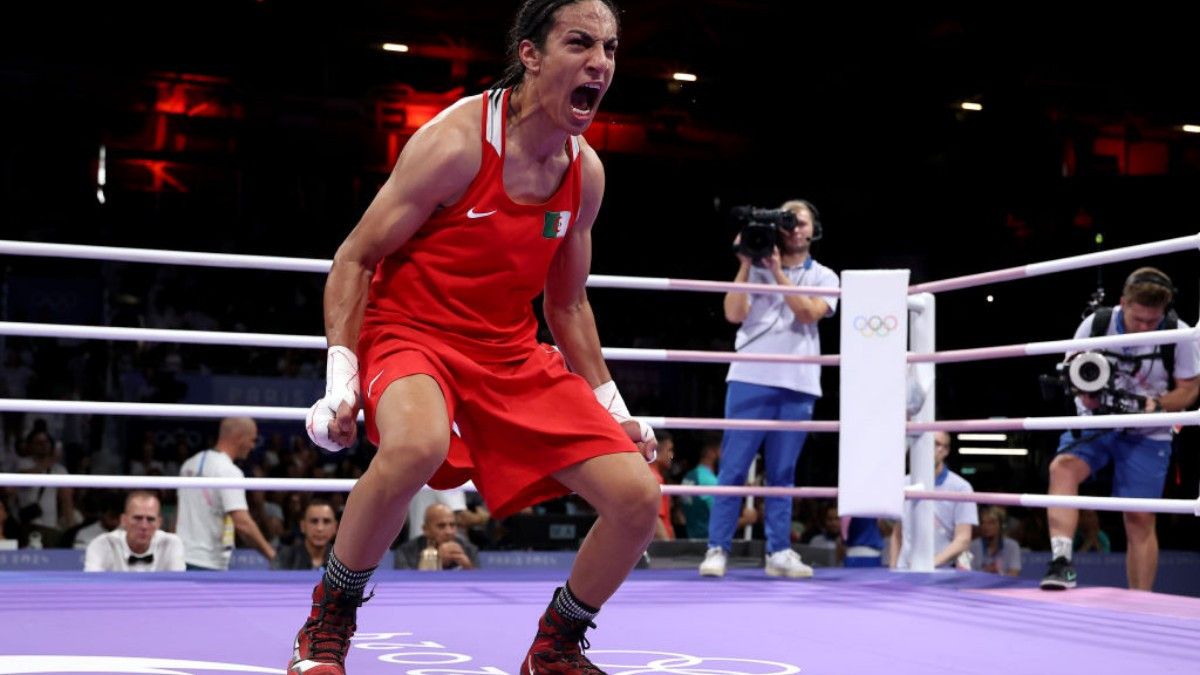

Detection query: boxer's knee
(371, 375), (451, 490)
(600, 467), (660, 537)
(372, 428), (450, 488)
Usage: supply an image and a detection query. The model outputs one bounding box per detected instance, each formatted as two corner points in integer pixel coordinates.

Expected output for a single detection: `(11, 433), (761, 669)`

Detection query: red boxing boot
(520, 587), (605, 675)
(287, 579), (372, 675)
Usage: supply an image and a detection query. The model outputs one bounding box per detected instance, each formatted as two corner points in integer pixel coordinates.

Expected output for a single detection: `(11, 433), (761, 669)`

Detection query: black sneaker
(1040, 556), (1078, 591)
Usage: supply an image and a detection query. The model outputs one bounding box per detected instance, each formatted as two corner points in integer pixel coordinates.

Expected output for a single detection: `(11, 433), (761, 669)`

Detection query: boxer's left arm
(543, 142), (656, 461)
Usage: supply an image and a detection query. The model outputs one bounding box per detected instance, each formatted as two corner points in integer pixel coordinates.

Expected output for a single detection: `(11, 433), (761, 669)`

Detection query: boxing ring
(2, 235), (1200, 674)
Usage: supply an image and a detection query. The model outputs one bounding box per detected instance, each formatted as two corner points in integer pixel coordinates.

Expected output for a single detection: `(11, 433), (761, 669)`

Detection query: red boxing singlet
(361, 88), (582, 363)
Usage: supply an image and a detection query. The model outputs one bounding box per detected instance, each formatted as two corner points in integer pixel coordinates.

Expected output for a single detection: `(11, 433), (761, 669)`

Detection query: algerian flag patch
(542, 211), (571, 239)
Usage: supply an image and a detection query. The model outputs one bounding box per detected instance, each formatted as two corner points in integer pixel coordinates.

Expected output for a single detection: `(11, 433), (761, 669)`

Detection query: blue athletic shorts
(1055, 430), (1171, 499)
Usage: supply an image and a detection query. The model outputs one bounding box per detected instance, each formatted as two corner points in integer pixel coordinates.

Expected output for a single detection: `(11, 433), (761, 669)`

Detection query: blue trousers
(708, 381), (816, 554)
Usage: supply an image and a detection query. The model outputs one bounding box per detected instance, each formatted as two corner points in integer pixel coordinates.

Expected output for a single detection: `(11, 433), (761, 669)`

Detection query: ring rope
(0, 322), (836, 366)
(0, 473), (836, 500)
(0, 472), (1193, 516)
(908, 232), (1200, 295)
(908, 326), (1200, 364)
(5, 321), (1192, 369)
(904, 489), (1200, 517)
(0, 398), (1195, 433)
(0, 239), (837, 298)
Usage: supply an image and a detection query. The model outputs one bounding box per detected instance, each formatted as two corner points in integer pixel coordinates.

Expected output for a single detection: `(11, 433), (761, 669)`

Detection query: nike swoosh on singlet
(367, 370), (385, 398)
(467, 207), (497, 219)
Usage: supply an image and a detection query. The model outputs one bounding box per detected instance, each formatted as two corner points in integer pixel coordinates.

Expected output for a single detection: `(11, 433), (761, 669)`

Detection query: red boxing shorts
(358, 325), (637, 520)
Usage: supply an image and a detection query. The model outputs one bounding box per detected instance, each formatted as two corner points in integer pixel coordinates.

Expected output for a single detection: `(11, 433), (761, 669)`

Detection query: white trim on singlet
(485, 88), (579, 161)
(486, 89), (505, 156)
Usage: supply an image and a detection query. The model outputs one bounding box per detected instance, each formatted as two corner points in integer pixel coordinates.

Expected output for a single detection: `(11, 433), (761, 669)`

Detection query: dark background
(2, 2), (1198, 547)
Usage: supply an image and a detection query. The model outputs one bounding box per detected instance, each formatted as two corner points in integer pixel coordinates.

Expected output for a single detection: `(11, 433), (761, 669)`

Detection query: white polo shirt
(896, 467), (979, 569)
(727, 257), (839, 397)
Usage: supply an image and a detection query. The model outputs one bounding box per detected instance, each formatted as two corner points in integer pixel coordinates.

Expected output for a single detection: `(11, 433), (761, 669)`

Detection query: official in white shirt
(84, 490), (185, 572)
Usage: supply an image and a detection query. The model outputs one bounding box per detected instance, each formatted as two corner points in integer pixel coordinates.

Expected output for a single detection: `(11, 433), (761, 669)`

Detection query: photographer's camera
(1040, 351), (1147, 415)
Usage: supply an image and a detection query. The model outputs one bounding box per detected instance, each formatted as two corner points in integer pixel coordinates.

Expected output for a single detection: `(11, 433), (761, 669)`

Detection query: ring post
(838, 271), (909, 528)
(908, 292), (937, 571)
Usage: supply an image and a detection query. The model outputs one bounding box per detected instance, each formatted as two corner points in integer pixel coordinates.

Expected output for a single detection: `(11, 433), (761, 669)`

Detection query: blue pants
(708, 381), (816, 554)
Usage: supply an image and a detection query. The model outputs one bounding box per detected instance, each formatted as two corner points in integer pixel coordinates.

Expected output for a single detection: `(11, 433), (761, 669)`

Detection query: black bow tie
(128, 554), (154, 565)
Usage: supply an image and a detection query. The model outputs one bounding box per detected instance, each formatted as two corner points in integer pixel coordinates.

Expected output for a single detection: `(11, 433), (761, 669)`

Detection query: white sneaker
(765, 549), (814, 578)
(699, 547), (727, 577)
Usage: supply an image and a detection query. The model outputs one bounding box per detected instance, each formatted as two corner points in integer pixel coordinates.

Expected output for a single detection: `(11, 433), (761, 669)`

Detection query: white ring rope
(909, 232), (1200, 294)
(906, 411), (1200, 432)
(0, 398), (1195, 433)
(6, 321), (1193, 369)
(0, 322), (836, 366)
(0, 239), (837, 298)
(0, 473), (835, 499)
(0, 473), (1193, 516)
(903, 489), (1200, 516)
(909, 326), (1200, 364)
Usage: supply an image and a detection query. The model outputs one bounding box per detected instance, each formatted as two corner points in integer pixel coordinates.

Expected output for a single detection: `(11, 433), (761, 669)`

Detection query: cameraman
(699, 199), (839, 578)
(1041, 267), (1200, 591)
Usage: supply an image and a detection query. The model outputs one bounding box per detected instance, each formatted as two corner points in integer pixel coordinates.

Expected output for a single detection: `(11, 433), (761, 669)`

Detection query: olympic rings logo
(587, 650), (801, 675)
(853, 315), (898, 338)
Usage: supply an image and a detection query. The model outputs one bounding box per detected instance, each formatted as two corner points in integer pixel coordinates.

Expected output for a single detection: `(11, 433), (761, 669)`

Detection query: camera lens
(1079, 362), (1100, 382)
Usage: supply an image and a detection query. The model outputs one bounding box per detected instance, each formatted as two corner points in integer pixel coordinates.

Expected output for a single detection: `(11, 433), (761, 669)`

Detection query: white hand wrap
(593, 380), (657, 462)
(305, 346), (360, 453)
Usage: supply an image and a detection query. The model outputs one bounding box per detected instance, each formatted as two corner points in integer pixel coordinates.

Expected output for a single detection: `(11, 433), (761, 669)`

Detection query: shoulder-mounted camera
(730, 206), (798, 262)
(1039, 351), (1148, 415)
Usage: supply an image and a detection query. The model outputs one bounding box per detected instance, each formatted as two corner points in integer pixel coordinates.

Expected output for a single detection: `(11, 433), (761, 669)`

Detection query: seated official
(969, 506), (1022, 576)
(84, 491), (185, 572)
(396, 503), (480, 570)
(273, 498), (338, 571)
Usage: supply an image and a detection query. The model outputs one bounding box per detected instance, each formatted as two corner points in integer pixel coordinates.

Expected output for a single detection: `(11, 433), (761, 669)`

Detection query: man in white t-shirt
(176, 417), (275, 570)
(701, 199), (839, 580)
(891, 431), (978, 570)
(84, 491), (185, 572)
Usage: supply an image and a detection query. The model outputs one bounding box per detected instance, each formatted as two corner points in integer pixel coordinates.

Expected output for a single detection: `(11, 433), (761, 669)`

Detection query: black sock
(323, 550), (376, 596)
(552, 582), (599, 623)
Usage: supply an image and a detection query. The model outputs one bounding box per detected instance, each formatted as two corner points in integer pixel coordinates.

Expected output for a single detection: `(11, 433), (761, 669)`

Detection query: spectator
(273, 499), (339, 571)
(69, 491), (123, 549)
(129, 436), (167, 476)
(969, 505), (1022, 576)
(247, 481), (285, 551)
(0, 495), (19, 549)
(1073, 509), (1111, 554)
(648, 430), (675, 541)
(805, 502), (842, 551)
(84, 491), (185, 572)
(14, 425), (76, 546)
(680, 433), (720, 539)
(176, 417), (276, 570)
(405, 486), (488, 542)
(890, 431), (979, 570)
(395, 503), (480, 571)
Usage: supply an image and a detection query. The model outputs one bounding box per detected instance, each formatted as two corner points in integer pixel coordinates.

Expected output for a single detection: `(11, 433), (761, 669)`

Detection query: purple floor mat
(1, 568), (1197, 674)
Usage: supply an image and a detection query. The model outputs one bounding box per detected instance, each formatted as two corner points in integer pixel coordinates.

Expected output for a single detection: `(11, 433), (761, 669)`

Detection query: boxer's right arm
(307, 101), (480, 451)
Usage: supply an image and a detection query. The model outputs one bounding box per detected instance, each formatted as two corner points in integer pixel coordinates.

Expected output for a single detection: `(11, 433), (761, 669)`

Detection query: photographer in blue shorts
(1041, 268), (1200, 591)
